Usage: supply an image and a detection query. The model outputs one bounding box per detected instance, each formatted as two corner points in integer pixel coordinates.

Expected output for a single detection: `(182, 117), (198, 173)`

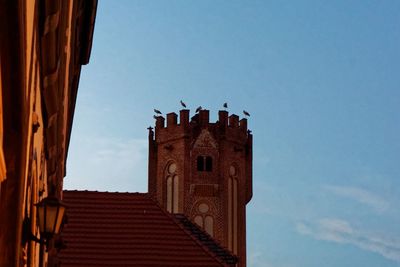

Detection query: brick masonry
(148, 109), (253, 267)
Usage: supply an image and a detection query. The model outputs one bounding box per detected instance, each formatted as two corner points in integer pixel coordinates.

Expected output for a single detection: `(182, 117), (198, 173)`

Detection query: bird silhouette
(223, 102), (228, 109)
(243, 110), (250, 117)
(180, 100), (187, 108)
(154, 109), (162, 114)
(195, 106), (202, 113)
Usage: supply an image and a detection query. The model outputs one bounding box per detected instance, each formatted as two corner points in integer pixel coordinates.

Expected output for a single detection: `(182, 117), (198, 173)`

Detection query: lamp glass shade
(36, 197), (66, 238)
(37, 206), (45, 234)
(54, 205), (66, 233)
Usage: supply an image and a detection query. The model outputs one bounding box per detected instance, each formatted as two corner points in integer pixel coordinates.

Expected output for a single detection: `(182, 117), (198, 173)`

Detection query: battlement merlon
(167, 112), (178, 127)
(152, 109), (251, 141)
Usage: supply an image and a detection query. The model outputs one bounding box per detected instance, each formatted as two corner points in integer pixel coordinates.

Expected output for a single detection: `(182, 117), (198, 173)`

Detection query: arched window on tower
(205, 156), (212, 171)
(193, 202), (214, 237)
(228, 165), (238, 254)
(204, 216), (214, 236)
(197, 156), (204, 171)
(166, 162), (179, 213)
(197, 156), (213, 172)
(194, 215), (203, 227)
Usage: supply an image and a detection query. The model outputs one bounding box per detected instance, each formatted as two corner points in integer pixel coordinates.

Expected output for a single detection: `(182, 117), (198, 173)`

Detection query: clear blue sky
(64, 1), (400, 266)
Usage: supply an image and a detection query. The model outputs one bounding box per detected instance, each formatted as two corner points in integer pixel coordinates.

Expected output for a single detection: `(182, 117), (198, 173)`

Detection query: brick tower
(148, 109), (253, 266)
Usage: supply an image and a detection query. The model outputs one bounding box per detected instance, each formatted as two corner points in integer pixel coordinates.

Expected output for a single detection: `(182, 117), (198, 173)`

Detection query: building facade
(0, 0), (97, 266)
(148, 109), (253, 267)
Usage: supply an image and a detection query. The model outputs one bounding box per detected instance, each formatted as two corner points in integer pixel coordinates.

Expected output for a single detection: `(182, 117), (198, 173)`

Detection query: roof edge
(146, 197), (232, 267)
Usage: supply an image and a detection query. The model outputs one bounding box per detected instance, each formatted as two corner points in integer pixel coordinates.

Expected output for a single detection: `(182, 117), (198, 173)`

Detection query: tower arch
(228, 163), (240, 253)
(164, 161), (179, 213)
(190, 199), (216, 237)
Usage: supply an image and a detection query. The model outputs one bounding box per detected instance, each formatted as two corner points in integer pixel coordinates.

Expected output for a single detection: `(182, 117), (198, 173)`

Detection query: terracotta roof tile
(58, 190), (234, 267)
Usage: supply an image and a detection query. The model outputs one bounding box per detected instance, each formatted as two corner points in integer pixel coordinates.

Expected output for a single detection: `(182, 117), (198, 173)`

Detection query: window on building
(193, 203), (214, 237)
(166, 163), (179, 213)
(194, 215), (203, 227)
(228, 165), (238, 254)
(204, 216), (214, 236)
(197, 156), (204, 171)
(205, 156), (212, 171)
(197, 156), (212, 172)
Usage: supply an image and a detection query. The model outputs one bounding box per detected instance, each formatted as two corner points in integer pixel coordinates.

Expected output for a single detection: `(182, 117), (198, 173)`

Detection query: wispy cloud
(248, 250), (296, 267)
(296, 218), (400, 263)
(324, 185), (389, 213)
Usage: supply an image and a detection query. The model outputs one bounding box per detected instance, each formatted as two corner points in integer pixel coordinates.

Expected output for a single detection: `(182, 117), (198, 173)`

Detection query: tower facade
(148, 109), (252, 267)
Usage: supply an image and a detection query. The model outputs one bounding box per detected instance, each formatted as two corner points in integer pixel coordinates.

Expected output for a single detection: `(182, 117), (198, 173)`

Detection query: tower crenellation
(148, 108), (252, 267)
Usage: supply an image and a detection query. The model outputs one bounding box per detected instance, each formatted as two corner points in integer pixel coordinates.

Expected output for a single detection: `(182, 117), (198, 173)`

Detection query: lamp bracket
(22, 217), (44, 245)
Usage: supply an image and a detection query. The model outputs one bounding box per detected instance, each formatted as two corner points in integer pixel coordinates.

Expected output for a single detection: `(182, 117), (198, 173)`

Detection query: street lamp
(35, 196), (66, 243)
(21, 196), (66, 266)
(23, 196), (66, 247)
(24, 196), (67, 251)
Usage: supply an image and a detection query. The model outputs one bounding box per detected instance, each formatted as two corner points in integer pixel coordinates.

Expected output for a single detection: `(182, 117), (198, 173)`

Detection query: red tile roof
(58, 190), (235, 267)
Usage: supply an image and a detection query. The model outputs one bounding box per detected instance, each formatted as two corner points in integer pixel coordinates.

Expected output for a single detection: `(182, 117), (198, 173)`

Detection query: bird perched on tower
(223, 102), (228, 109)
(243, 110), (250, 117)
(154, 109), (162, 115)
(180, 100), (187, 108)
(195, 106), (202, 113)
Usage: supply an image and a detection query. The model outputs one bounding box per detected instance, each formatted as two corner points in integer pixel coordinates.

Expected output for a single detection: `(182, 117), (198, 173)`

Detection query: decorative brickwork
(148, 109), (253, 267)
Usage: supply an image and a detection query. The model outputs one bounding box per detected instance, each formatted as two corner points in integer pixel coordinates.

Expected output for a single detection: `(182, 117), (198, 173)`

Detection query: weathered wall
(0, 0), (97, 266)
